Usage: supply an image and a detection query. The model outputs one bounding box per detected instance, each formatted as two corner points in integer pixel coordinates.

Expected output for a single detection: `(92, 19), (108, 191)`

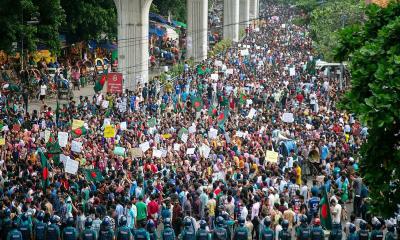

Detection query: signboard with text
(107, 73), (123, 93)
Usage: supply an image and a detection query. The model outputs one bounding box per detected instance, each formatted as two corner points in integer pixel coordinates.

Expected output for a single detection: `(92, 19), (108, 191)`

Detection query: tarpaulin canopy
(149, 12), (169, 25)
(149, 25), (166, 37)
(173, 20), (187, 28)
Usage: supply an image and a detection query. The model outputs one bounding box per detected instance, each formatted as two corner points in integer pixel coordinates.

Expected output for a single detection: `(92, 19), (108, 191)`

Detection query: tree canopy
(335, 2), (400, 217)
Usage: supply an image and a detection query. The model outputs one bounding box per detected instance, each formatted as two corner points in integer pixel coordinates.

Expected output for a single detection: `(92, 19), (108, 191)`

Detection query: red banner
(107, 73), (123, 93)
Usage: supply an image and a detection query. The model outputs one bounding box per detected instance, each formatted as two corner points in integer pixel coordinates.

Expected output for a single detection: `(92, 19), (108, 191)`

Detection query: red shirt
(147, 200), (159, 217)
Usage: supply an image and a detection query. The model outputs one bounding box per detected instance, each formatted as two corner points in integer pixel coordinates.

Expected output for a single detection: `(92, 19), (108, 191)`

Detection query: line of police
(2, 207), (397, 240)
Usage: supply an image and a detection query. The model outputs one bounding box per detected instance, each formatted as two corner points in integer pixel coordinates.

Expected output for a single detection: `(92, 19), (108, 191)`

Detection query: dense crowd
(1, 1), (399, 240)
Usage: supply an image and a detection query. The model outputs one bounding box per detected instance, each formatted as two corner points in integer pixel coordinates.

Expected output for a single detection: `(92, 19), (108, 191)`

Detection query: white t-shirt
(332, 203), (342, 224)
(40, 85), (47, 96)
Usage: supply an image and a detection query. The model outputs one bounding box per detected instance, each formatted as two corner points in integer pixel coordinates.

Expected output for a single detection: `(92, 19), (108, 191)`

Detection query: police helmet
(349, 223), (356, 233)
(264, 216), (271, 227)
(5, 208), (11, 217)
(164, 218), (172, 227)
(51, 215), (61, 224)
(199, 220), (207, 229)
(67, 216), (75, 226)
(373, 220), (381, 229)
(119, 216), (127, 226)
(300, 215), (308, 223)
(102, 217), (111, 227)
(184, 218), (192, 227)
(282, 219), (289, 229)
(359, 220), (367, 230)
(238, 216), (245, 226)
(36, 211), (45, 221)
(85, 217), (93, 228)
(216, 216), (225, 227)
(147, 219), (155, 230)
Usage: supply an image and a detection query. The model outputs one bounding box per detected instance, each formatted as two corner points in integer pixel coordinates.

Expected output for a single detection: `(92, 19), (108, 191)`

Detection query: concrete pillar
(223, 0), (240, 42)
(187, 0), (208, 62)
(249, 0), (259, 21)
(114, 0), (152, 90)
(239, 0), (250, 31)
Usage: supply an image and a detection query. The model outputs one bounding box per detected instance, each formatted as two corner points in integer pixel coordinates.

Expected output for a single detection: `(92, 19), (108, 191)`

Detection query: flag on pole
(217, 108), (229, 127)
(94, 74), (106, 92)
(38, 150), (49, 190)
(192, 97), (203, 111)
(239, 93), (247, 105)
(208, 105), (218, 117)
(320, 188), (333, 230)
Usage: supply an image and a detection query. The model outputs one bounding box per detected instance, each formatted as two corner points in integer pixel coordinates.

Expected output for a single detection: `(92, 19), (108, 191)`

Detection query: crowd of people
(1, 1), (399, 240)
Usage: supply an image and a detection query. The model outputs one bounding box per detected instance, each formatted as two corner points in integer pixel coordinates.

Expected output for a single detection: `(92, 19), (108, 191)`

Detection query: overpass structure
(115, 0), (259, 90)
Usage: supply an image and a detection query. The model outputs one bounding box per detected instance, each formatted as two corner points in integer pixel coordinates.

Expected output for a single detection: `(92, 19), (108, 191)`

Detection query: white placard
(226, 69), (234, 75)
(208, 128), (218, 139)
(281, 24), (286, 28)
(186, 148), (195, 155)
(241, 49), (249, 56)
(139, 141), (150, 153)
(181, 133), (188, 143)
(120, 122), (127, 130)
(215, 60), (223, 67)
(211, 74), (219, 81)
(45, 130), (51, 143)
(58, 132), (68, 148)
(188, 125), (196, 134)
(247, 108), (257, 119)
(65, 158), (79, 175)
(282, 113), (295, 123)
(153, 149), (163, 158)
(71, 140), (83, 153)
(60, 154), (69, 165)
(289, 67), (296, 76)
(174, 143), (181, 151)
(101, 100), (109, 109)
(200, 144), (211, 158)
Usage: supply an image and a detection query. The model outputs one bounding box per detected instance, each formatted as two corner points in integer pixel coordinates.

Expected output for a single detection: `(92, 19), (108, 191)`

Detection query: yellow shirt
(207, 199), (216, 216)
(296, 166), (302, 185)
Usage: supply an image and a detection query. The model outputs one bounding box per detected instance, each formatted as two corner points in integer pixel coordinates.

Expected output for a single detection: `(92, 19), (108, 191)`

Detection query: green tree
(0, 0), (38, 53)
(335, 2), (400, 217)
(60, 0), (117, 42)
(152, 0), (187, 22)
(310, 0), (364, 61)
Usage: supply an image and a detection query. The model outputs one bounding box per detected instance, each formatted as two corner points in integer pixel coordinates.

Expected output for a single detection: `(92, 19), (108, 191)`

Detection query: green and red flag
(94, 74), (107, 92)
(46, 133), (62, 154)
(239, 93), (247, 105)
(38, 150), (50, 189)
(192, 97), (203, 111)
(217, 108), (229, 127)
(84, 169), (104, 182)
(208, 105), (218, 117)
(320, 188), (333, 230)
(71, 126), (88, 138)
(197, 65), (211, 75)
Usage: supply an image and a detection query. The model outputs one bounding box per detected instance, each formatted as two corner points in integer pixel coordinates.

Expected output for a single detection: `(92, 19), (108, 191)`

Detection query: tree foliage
(335, 2), (400, 217)
(152, 0), (187, 22)
(60, 0), (117, 43)
(309, 0), (364, 61)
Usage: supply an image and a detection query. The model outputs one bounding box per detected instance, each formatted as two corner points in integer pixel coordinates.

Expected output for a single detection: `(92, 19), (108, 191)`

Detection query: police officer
(146, 220), (157, 240)
(99, 217), (115, 240)
(357, 220), (369, 240)
(212, 216), (228, 240)
(347, 224), (359, 240)
(116, 216), (132, 240)
(196, 220), (210, 240)
(370, 221), (384, 240)
(63, 216), (78, 240)
(296, 215), (311, 240)
(279, 220), (292, 240)
(180, 218), (196, 240)
(2, 209), (12, 238)
(330, 222), (343, 240)
(161, 218), (176, 240)
(134, 221), (150, 240)
(221, 212), (234, 240)
(80, 218), (97, 240)
(310, 218), (324, 240)
(7, 220), (23, 240)
(234, 217), (249, 240)
(34, 211), (47, 240)
(260, 217), (274, 240)
(385, 222), (396, 240)
(19, 213), (32, 240)
(47, 215), (61, 240)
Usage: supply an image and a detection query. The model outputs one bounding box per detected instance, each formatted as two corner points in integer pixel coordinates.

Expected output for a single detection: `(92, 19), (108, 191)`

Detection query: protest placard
(139, 142), (150, 153)
(72, 119), (84, 130)
(103, 125), (115, 138)
(131, 148), (143, 158)
(71, 141), (83, 153)
(65, 158), (79, 175)
(282, 113), (294, 123)
(58, 132), (68, 148)
(265, 150), (279, 163)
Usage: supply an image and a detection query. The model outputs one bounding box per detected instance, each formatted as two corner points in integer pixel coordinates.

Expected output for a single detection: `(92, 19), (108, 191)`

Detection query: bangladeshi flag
(192, 97), (203, 111)
(217, 108), (229, 126)
(208, 105), (218, 117)
(38, 150), (49, 190)
(84, 169), (104, 182)
(94, 74), (107, 92)
(239, 93), (247, 105)
(320, 188), (333, 230)
(71, 126), (88, 138)
(197, 65), (211, 75)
